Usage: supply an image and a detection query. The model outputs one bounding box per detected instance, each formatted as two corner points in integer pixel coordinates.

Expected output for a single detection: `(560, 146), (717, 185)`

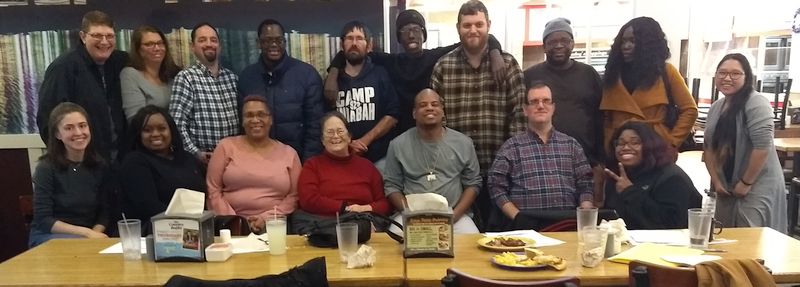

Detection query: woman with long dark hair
(121, 25), (181, 120)
(600, 17), (698, 151)
(603, 122), (701, 230)
(704, 53), (787, 232)
(119, 105), (205, 235)
(30, 102), (112, 247)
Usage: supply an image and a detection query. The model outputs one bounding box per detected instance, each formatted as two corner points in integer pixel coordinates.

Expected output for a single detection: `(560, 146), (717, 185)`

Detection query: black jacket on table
(36, 44), (129, 161)
(120, 150), (206, 233)
(604, 163), (702, 230)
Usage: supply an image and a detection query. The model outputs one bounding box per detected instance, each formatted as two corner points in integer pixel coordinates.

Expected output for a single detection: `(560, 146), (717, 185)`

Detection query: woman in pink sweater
(206, 96), (301, 233)
(297, 112), (391, 218)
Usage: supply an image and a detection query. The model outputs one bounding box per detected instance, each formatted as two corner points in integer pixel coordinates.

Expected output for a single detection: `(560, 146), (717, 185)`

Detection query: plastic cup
(578, 226), (608, 267)
(336, 222), (359, 262)
(688, 208), (713, 249)
(266, 217), (287, 255)
(576, 207), (598, 241)
(117, 219), (141, 260)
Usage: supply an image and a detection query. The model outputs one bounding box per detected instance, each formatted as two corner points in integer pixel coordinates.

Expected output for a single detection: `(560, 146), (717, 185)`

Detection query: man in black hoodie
(334, 21), (399, 169)
(325, 10), (505, 133)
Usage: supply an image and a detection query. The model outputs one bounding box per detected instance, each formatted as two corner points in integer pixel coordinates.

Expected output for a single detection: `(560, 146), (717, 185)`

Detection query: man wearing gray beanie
(523, 17), (606, 207)
(323, 10), (506, 133)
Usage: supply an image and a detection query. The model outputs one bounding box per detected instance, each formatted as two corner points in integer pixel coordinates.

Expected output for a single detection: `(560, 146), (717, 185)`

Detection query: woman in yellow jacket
(600, 17), (697, 151)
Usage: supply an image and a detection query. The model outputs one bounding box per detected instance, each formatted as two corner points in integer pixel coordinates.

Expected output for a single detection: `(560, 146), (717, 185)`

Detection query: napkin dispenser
(402, 208), (454, 258)
(151, 211), (215, 262)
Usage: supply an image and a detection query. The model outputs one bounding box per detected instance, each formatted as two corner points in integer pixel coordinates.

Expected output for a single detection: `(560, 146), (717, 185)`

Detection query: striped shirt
(488, 130), (593, 211)
(170, 63), (240, 155)
(430, 47), (526, 174)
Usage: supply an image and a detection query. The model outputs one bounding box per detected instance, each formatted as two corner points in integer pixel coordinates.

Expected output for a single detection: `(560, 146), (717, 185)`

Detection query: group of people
(29, 0), (788, 247)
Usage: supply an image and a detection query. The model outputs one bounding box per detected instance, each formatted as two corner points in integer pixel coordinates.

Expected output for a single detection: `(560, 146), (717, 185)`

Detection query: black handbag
(662, 73), (699, 152)
(295, 211), (403, 248)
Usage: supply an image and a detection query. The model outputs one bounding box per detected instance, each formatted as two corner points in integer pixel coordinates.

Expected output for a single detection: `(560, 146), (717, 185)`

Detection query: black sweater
(31, 160), (112, 233)
(604, 164), (702, 230)
(119, 150), (205, 225)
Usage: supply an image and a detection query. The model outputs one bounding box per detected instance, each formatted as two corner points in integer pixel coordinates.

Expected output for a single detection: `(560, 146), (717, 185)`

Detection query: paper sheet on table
(230, 233), (270, 254)
(99, 238), (147, 254)
(608, 243), (704, 267)
(627, 229), (737, 246)
(484, 230), (565, 247)
(628, 229), (689, 245)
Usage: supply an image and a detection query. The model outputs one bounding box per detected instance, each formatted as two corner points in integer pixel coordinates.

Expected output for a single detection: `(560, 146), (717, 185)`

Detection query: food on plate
(486, 237), (529, 247)
(493, 249), (567, 271)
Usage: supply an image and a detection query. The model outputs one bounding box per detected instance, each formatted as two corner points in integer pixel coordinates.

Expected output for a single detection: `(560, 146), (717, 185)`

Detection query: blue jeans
(29, 228), (82, 248)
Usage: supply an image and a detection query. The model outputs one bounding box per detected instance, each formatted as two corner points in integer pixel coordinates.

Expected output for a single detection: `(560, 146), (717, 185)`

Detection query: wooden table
(774, 138), (800, 177)
(405, 227), (800, 287)
(0, 234), (404, 287)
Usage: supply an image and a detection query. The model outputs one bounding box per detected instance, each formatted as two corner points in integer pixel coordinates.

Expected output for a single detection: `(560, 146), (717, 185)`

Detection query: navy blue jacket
(335, 60), (399, 162)
(238, 54), (324, 161)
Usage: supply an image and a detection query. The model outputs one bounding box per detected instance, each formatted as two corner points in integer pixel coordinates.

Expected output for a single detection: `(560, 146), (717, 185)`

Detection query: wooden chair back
(442, 268), (580, 287)
(18, 195), (33, 232)
(628, 260), (697, 287)
(213, 215), (250, 236)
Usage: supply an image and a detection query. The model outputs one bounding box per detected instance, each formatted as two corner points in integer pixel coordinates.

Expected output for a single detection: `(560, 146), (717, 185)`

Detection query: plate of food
(491, 252), (548, 270)
(490, 249), (566, 271)
(477, 236), (536, 251)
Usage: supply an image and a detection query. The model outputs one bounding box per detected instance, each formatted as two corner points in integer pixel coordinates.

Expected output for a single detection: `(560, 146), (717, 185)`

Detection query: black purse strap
(367, 212), (404, 244)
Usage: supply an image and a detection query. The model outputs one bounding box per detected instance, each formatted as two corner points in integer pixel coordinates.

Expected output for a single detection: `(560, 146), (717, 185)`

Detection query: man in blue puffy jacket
(238, 19), (324, 161)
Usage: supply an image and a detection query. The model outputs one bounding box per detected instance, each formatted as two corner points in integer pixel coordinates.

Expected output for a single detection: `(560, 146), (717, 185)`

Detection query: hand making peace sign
(604, 162), (633, 193)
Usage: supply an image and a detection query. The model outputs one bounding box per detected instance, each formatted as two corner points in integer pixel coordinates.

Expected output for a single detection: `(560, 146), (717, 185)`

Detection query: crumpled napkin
(345, 245), (376, 269)
(230, 233), (269, 254)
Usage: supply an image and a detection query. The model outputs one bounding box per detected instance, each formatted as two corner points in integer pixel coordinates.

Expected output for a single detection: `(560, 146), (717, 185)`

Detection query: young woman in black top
(30, 102), (112, 247)
(120, 105), (205, 235)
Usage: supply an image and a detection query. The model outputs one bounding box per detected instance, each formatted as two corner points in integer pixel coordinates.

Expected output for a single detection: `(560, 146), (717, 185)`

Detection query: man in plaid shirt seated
(487, 81), (594, 229)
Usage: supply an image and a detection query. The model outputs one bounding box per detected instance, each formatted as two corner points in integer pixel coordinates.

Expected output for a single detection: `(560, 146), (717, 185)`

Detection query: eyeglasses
(526, 99), (553, 106)
(544, 38), (573, 47)
(324, 129), (346, 137)
(87, 33), (115, 41)
(715, 71), (744, 80)
(614, 140), (642, 149)
(399, 26), (423, 35)
(259, 36), (285, 46)
(142, 41), (165, 49)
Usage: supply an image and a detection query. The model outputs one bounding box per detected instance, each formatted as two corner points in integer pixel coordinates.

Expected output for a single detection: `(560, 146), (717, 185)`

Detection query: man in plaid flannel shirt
(169, 23), (239, 164)
(430, 0), (526, 225)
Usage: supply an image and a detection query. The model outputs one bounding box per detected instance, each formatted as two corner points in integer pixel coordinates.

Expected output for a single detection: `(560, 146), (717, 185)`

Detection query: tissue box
(402, 209), (454, 258)
(151, 211), (215, 262)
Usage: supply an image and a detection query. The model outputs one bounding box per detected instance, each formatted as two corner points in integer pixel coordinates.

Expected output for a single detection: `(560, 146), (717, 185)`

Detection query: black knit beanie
(396, 9), (427, 43)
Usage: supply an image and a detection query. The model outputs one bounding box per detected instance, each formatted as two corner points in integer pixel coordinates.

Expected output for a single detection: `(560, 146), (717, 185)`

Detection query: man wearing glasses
(37, 10), (129, 162)
(487, 81), (594, 231)
(333, 21), (399, 169)
(523, 18), (605, 207)
(238, 19), (324, 162)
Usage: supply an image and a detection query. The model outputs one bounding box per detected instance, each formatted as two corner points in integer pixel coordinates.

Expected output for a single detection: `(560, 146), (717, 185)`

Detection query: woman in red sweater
(292, 112), (391, 232)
